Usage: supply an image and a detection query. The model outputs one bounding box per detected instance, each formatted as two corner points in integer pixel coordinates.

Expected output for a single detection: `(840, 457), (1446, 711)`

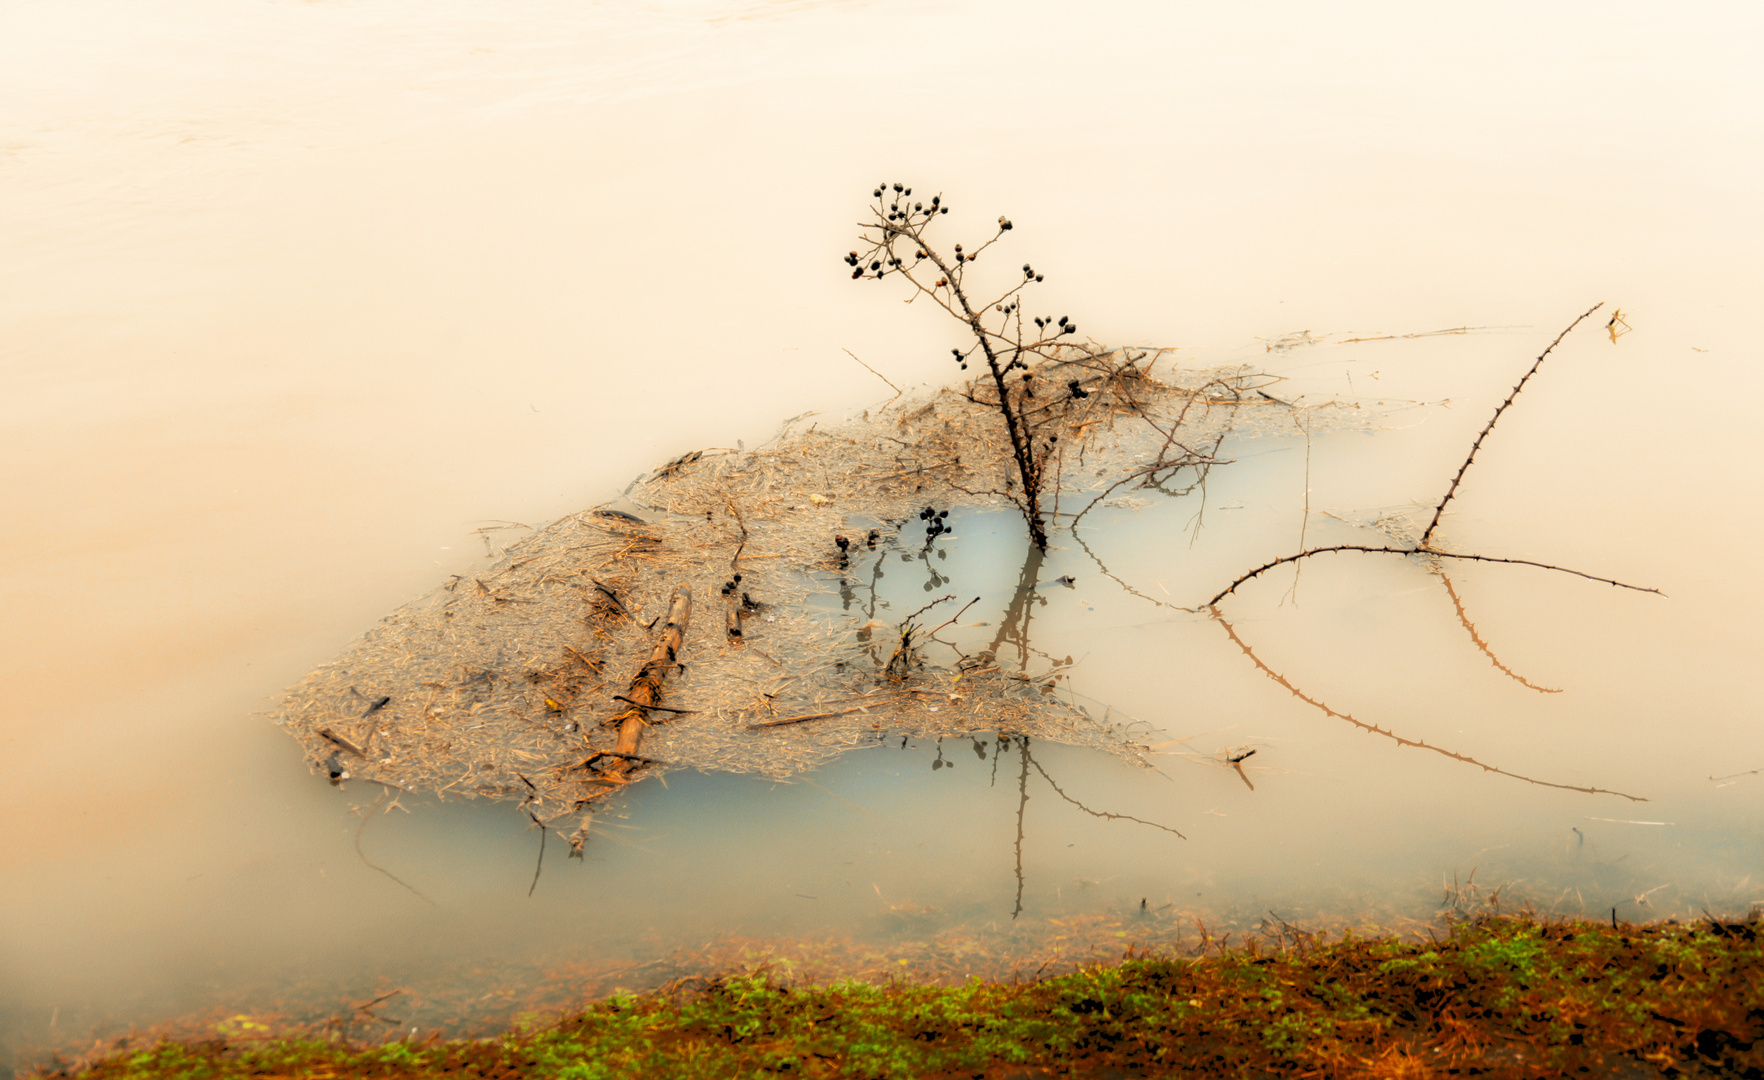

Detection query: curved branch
(1210, 609), (1646, 802)
(1438, 571), (1563, 694)
(1204, 544), (1663, 608)
(1028, 755), (1186, 839)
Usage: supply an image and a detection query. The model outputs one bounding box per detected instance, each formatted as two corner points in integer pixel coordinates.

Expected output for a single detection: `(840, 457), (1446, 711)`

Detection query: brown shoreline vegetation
(28, 911), (1764, 1079)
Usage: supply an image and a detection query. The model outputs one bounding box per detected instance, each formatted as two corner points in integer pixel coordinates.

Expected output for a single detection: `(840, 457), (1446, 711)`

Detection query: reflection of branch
(1026, 750), (1186, 839)
(527, 809), (547, 898)
(1711, 767), (1764, 782)
(354, 794), (437, 905)
(1421, 304), (1602, 547)
(1012, 736), (1029, 919)
(1438, 572), (1562, 694)
(1206, 545), (1662, 608)
(1070, 527), (1177, 613)
(724, 498), (748, 570)
(1210, 608), (1646, 802)
(989, 543), (1047, 674)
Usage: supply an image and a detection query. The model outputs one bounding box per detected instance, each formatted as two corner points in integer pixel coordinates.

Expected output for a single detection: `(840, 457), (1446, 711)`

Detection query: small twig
(747, 708), (864, 729)
(526, 810), (546, 898)
(612, 695), (697, 715)
(351, 989), (404, 1017)
(920, 596), (982, 642)
(725, 498), (749, 570)
(843, 348), (903, 399)
(1028, 756), (1186, 838)
(747, 699), (906, 729)
(354, 796), (436, 906)
(317, 728), (369, 758)
(580, 750), (661, 771)
(1710, 767), (1763, 782)
(589, 579), (637, 622)
(899, 594), (954, 628)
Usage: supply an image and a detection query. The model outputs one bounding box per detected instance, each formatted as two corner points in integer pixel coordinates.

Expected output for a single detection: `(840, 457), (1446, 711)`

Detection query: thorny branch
(1210, 608), (1646, 802)
(1437, 571), (1562, 694)
(1206, 545), (1663, 609)
(1203, 304), (1661, 609)
(1420, 303), (1603, 547)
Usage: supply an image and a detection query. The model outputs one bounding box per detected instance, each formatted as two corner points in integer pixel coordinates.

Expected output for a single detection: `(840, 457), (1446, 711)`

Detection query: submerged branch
(1027, 754), (1186, 839)
(1438, 572), (1562, 694)
(1210, 608), (1646, 803)
(354, 796), (437, 906)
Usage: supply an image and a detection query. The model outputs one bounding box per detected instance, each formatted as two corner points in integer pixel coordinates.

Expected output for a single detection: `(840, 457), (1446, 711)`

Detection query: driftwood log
(569, 585), (692, 857)
(611, 585), (691, 767)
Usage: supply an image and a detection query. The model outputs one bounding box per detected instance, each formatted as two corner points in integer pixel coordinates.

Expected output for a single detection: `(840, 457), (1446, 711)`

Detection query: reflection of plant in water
(1205, 304), (1659, 608)
(1187, 305), (1658, 799)
(986, 543), (1047, 676)
(884, 594), (978, 683)
(1212, 611), (1645, 801)
(1437, 570), (1563, 694)
(1001, 735), (1186, 919)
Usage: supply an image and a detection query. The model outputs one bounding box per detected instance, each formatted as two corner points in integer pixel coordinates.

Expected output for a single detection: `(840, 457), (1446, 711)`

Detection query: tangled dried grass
(276, 346), (1347, 851)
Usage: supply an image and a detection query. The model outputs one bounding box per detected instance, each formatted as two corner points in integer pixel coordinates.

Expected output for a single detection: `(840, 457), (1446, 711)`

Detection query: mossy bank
(35, 914), (1764, 1079)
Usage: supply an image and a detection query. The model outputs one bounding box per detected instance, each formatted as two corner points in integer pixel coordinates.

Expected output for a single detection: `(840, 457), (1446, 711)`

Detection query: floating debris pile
(276, 348), (1351, 849)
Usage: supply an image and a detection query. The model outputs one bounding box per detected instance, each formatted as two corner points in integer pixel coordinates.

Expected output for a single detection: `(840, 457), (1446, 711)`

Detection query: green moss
(39, 915), (1764, 1080)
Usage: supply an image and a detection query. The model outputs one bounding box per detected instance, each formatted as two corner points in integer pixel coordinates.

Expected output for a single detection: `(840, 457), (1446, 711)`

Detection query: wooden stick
(606, 587), (691, 774)
(746, 692), (914, 729)
(747, 705), (872, 730)
(612, 695), (696, 715)
(317, 728), (369, 758)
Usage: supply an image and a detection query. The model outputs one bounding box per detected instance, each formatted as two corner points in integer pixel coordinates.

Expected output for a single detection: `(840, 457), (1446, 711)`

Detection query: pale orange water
(3, 0), (1762, 1070)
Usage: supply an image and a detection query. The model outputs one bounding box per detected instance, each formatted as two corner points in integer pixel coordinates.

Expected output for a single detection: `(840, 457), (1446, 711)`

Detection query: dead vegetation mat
(276, 348), (1354, 850)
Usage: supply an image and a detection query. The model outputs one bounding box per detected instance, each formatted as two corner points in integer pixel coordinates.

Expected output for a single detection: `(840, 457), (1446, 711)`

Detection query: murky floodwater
(5, 0), (1763, 1072)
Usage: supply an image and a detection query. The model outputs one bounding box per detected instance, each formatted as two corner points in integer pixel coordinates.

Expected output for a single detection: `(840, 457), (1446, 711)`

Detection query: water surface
(4, 0), (1762, 1071)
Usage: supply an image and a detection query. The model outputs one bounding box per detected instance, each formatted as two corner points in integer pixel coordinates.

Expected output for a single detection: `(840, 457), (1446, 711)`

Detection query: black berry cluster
(919, 506), (951, 540)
